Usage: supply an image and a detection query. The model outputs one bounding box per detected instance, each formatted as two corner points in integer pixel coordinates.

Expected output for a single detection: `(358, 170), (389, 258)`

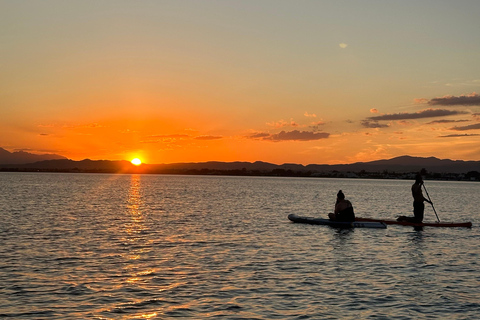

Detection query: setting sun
(131, 158), (142, 166)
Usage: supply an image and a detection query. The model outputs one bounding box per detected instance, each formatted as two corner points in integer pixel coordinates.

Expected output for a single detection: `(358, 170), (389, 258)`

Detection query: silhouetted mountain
(0, 154), (479, 178)
(2, 158), (138, 173)
(148, 161), (282, 172)
(336, 156), (480, 174)
(0, 148), (67, 165)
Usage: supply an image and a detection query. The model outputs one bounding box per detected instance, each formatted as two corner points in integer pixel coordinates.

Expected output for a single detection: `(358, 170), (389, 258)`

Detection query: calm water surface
(0, 173), (479, 319)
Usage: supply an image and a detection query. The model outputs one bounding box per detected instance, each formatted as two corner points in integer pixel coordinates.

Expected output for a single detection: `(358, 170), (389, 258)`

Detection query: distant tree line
(1, 166), (479, 181)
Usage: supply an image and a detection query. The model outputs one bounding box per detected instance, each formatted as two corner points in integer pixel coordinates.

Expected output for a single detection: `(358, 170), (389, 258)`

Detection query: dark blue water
(1, 173), (479, 319)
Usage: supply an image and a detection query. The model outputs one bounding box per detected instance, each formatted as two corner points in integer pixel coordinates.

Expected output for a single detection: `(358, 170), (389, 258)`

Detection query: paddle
(423, 183), (440, 222)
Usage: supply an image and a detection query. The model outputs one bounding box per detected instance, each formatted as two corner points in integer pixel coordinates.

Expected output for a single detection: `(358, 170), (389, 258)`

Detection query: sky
(1, 0), (480, 165)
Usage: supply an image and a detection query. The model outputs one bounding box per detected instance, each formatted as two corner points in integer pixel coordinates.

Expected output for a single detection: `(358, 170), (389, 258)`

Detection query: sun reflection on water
(135, 312), (158, 319)
(123, 174), (155, 286)
(127, 174), (144, 226)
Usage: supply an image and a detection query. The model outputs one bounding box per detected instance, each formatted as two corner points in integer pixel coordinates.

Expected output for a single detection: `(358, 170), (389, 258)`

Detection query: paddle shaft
(423, 183), (440, 222)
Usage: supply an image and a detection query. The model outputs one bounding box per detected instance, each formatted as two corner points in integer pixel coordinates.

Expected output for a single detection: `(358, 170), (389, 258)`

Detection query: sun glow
(131, 158), (142, 166)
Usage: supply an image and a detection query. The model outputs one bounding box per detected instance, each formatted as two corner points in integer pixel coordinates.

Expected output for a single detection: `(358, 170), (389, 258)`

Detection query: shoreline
(1, 167), (478, 182)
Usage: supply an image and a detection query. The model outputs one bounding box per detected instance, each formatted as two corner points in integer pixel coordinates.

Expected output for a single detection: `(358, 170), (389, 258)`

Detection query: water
(1, 173), (479, 319)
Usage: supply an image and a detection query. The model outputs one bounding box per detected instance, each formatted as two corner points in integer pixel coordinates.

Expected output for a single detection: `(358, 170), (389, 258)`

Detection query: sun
(131, 158), (142, 166)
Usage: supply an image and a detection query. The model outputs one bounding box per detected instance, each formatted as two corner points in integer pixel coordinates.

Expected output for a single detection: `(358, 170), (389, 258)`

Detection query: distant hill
(0, 148), (67, 165)
(146, 156), (480, 174)
(1, 155), (479, 177)
(19, 159), (135, 172)
(305, 156), (480, 174)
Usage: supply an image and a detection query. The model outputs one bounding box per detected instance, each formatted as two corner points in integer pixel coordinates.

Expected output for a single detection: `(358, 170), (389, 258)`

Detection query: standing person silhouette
(398, 174), (432, 223)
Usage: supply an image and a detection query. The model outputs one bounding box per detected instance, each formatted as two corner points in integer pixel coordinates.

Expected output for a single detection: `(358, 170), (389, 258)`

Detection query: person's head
(337, 190), (345, 200)
(415, 174), (423, 184)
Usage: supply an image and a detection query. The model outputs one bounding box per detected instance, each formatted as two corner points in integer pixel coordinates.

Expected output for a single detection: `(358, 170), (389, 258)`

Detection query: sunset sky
(2, 0), (480, 165)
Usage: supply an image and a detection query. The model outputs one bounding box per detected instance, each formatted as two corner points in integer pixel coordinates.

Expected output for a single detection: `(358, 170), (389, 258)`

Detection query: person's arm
(419, 182), (432, 203)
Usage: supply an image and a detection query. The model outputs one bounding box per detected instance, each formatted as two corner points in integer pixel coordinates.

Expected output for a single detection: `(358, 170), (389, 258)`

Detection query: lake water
(0, 172), (479, 319)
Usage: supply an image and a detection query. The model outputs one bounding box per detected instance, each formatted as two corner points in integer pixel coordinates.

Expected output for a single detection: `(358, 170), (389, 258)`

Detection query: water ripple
(1, 174), (479, 319)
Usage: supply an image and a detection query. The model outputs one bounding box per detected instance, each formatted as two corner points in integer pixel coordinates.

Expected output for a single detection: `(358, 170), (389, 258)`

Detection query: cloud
(149, 134), (190, 139)
(248, 130), (330, 141)
(427, 119), (469, 124)
(339, 43), (348, 48)
(427, 92), (480, 106)
(37, 122), (106, 129)
(449, 123), (480, 131)
(72, 123), (106, 129)
(270, 130), (330, 141)
(194, 135), (223, 140)
(367, 109), (468, 121)
(267, 119), (299, 128)
(397, 120), (411, 126)
(370, 108), (379, 113)
(142, 134), (222, 143)
(304, 112), (317, 118)
(249, 132), (270, 139)
(445, 80), (480, 87)
(413, 98), (429, 104)
(361, 120), (389, 128)
(439, 134), (480, 138)
(141, 134), (190, 144)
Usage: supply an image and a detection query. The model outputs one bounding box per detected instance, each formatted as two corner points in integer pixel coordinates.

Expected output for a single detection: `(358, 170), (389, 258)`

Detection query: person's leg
(413, 202), (424, 222)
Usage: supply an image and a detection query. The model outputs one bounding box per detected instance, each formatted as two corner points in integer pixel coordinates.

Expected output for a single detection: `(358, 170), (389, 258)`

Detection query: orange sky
(2, 1), (480, 165)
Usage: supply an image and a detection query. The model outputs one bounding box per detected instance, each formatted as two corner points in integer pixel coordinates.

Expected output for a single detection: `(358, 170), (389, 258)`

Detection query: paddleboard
(355, 217), (472, 228)
(288, 214), (387, 229)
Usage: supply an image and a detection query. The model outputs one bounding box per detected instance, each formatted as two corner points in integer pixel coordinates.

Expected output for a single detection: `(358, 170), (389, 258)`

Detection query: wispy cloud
(149, 134), (190, 139)
(427, 92), (480, 106)
(266, 119), (299, 128)
(449, 123), (480, 131)
(367, 109), (468, 121)
(439, 133), (480, 138)
(249, 132), (270, 139)
(427, 119), (470, 124)
(361, 120), (389, 128)
(413, 98), (429, 104)
(445, 80), (480, 87)
(270, 130), (330, 141)
(37, 122), (106, 129)
(141, 134), (190, 144)
(248, 130), (330, 141)
(194, 135), (223, 140)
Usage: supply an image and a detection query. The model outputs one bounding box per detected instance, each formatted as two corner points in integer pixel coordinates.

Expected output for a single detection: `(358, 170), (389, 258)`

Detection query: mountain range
(0, 148), (479, 175)
(0, 147), (67, 164)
